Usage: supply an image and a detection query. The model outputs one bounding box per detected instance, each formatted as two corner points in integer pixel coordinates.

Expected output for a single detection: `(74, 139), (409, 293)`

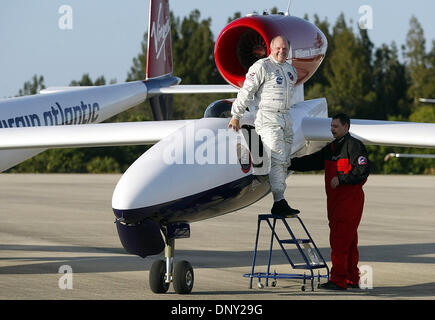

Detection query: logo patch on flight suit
(276, 76), (283, 85)
(358, 156), (367, 165)
(288, 72), (294, 81)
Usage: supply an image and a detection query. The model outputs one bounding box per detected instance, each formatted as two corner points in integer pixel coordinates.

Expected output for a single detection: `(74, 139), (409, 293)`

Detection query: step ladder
(243, 214), (329, 291)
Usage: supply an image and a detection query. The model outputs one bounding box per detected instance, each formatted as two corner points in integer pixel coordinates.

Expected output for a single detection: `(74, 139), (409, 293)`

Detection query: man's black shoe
(271, 199), (300, 217)
(346, 281), (360, 289)
(318, 281), (347, 291)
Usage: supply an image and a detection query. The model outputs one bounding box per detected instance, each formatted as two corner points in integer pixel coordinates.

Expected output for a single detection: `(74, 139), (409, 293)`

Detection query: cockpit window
(204, 100), (234, 118)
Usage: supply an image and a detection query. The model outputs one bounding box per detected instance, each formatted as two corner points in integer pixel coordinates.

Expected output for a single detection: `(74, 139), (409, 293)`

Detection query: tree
(172, 9), (222, 84)
(324, 14), (375, 118)
(227, 12), (241, 23)
(17, 74), (45, 96)
(357, 28), (374, 97)
(372, 43), (409, 119)
(422, 40), (435, 100)
(126, 30), (148, 82)
(405, 16), (433, 104)
(304, 14), (333, 99)
(70, 73), (107, 86)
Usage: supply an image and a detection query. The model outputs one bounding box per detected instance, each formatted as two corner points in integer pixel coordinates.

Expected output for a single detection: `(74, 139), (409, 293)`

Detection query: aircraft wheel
(149, 259), (170, 293)
(173, 260), (194, 294)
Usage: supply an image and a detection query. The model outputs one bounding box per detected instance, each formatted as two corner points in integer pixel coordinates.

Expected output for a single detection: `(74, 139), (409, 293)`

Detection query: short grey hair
(270, 36), (291, 49)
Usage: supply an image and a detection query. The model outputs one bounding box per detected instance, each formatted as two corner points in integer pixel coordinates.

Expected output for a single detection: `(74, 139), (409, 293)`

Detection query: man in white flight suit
(228, 35), (300, 216)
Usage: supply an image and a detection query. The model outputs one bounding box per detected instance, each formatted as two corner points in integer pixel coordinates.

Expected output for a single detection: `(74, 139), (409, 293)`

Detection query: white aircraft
(1, 0), (434, 294)
(419, 98), (435, 104)
(384, 153), (435, 161)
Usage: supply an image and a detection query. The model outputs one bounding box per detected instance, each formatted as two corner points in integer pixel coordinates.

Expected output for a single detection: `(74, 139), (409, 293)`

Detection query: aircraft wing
(0, 120), (194, 150)
(40, 85), (239, 95)
(2, 116), (434, 151)
(147, 84), (239, 94)
(419, 98), (435, 104)
(302, 117), (435, 148)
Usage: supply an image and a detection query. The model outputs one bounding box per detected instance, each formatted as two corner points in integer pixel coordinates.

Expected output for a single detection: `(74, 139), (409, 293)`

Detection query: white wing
(41, 84), (239, 95)
(40, 86), (93, 94)
(2, 116), (434, 151)
(302, 117), (435, 148)
(0, 120), (194, 150)
(419, 98), (435, 104)
(147, 84), (239, 94)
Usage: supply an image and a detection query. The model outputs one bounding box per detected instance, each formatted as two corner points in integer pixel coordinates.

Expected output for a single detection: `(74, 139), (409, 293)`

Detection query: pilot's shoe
(271, 199), (300, 217)
(318, 281), (347, 291)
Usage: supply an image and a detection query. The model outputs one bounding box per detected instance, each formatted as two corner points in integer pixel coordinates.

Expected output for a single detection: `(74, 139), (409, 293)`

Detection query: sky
(1, 0), (435, 99)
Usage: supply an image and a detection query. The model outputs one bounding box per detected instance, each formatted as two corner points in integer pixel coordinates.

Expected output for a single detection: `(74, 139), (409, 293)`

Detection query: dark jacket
(289, 133), (370, 186)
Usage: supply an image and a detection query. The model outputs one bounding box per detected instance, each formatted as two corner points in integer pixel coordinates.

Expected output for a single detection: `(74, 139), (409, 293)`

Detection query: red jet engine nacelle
(214, 13), (328, 88)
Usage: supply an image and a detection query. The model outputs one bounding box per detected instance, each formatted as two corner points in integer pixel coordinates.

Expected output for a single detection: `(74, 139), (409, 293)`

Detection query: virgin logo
(150, 2), (171, 61)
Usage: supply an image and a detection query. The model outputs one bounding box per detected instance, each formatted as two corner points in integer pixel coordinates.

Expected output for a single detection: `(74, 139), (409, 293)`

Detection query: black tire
(149, 259), (169, 293)
(173, 260), (194, 294)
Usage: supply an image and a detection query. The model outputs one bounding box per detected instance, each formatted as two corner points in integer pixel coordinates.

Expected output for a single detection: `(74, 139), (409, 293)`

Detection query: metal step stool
(243, 214), (329, 291)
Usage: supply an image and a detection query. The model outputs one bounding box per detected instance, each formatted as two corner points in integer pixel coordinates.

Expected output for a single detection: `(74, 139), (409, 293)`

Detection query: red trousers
(325, 161), (365, 288)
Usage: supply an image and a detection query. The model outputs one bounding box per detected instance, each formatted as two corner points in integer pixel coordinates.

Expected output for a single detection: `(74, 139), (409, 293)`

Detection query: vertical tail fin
(146, 0), (173, 79)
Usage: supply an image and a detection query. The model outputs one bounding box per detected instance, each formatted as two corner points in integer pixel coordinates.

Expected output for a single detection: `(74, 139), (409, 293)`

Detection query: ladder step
(293, 263), (328, 269)
(279, 239), (311, 244)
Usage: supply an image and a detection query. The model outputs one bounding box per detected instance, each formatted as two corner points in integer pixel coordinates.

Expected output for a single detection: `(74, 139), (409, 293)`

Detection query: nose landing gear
(149, 222), (194, 294)
(149, 259), (170, 293)
(173, 260), (194, 294)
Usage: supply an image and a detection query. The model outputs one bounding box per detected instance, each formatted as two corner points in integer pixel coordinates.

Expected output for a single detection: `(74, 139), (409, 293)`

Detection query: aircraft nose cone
(111, 118), (250, 214)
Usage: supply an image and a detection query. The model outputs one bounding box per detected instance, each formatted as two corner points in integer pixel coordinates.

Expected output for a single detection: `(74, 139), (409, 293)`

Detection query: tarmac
(0, 174), (434, 300)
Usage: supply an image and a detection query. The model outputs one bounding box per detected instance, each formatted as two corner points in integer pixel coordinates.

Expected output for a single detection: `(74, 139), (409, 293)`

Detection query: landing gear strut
(149, 223), (193, 294)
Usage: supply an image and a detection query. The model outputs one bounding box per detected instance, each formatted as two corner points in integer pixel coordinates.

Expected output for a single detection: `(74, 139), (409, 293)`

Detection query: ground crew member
(228, 35), (299, 216)
(289, 113), (370, 290)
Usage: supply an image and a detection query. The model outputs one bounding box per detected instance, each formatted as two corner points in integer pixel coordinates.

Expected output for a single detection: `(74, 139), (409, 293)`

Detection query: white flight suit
(231, 54), (297, 202)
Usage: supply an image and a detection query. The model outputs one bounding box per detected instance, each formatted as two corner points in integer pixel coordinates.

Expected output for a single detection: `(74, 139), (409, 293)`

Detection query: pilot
(228, 35), (299, 216)
(289, 113), (370, 290)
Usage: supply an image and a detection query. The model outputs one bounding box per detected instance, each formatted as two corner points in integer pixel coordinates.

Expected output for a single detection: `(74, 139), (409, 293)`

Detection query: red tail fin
(146, 0), (173, 79)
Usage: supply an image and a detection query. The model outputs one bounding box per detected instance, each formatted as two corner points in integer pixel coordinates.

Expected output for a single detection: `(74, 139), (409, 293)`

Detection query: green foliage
(126, 30), (148, 82)
(371, 43), (409, 119)
(322, 14), (374, 118)
(70, 73), (107, 86)
(172, 10), (224, 84)
(17, 74), (45, 96)
(86, 156), (120, 173)
(406, 16), (429, 104)
(9, 149), (87, 173)
(227, 12), (241, 23)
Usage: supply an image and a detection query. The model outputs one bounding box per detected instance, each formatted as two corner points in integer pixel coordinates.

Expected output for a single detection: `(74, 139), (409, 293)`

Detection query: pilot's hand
(331, 176), (340, 189)
(228, 118), (240, 132)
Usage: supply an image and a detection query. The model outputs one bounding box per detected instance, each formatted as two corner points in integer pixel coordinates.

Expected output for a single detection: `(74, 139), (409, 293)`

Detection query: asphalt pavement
(0, 174), (434, 300)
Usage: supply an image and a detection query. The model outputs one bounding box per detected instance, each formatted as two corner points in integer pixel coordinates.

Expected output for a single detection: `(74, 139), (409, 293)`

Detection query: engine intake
(214, 14), (327, 88)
